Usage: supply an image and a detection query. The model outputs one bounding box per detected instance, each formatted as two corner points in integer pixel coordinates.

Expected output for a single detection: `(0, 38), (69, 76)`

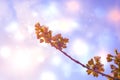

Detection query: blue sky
(0, 0), (120, 80)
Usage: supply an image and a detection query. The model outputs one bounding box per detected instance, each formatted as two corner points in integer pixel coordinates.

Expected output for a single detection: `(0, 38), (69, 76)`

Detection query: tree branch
(57, 48), (117, 80)
(35, 23), (120, 80)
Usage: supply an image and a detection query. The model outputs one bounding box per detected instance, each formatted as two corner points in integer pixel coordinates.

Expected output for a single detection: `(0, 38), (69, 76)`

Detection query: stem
(57, 49), (117, 80)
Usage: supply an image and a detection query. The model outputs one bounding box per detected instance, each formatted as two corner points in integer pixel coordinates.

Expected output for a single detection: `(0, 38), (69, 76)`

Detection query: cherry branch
(34, 23), (120, 80)
(56, 48), (116, 80)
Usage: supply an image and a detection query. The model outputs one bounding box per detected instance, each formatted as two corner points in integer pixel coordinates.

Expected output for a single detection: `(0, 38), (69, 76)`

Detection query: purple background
(0, 0), (120, 80)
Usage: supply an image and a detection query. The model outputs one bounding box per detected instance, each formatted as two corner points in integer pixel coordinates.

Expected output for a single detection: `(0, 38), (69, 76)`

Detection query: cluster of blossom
(86, 50), (120, 80)
(106, 50), (120, 80)
(35, 23), (69, 50)
(86, 56), (104, 77)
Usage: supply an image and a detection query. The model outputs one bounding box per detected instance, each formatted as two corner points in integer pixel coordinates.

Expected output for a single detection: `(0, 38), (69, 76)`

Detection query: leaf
(92, 72), (98, 77)
(116, 53), (120, 60)
(110, 64), (117, 70)
(88, 59), (94, 65)
(40, 39), (44, 43)
(106, 54), (113, 62)
(86, 70), (92, 75)
(94, 56), (101, 62)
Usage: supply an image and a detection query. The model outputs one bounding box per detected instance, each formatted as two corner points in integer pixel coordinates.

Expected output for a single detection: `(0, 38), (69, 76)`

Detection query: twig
(57, 48), (117, 80)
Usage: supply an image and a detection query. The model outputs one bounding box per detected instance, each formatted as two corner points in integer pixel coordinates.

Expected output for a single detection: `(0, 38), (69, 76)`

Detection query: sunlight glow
(40, 71), (57, 80)
(36, 55), (45, 63)
(32, 11), (38, 18)
(11, 50), (33, 71)
(14, 31), (25, 41)
(27, 25), (34, 34)
(51, 55), (62, 66)
(65, 0), (81, 13)
(107, 8), (120, 24)
(5, 21), (18, 33)
(9, 47), (46, 75)
(0, 46), (11, 59)
(47, 18), (78, 33)
(72, 39), (89, 57)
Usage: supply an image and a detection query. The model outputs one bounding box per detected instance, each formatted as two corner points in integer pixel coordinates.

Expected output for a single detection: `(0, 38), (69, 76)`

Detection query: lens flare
(40, 71), (57, 80)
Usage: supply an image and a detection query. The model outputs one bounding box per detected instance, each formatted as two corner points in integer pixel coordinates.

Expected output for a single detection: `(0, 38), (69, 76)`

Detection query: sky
(0, 0), (120, 80)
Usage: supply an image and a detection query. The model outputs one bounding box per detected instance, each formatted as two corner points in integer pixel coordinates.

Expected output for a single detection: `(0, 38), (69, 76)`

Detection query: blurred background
(0, 0), (120, 80)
